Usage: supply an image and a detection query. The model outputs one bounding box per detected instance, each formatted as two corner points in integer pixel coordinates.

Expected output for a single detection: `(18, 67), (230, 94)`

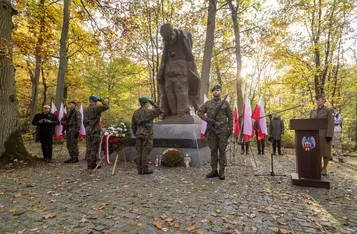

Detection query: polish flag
(233, 98), (240, 138)
(242, 94), (254, 142)
(78, 104), (86, 139)
(51, 102), (58, 116)
(54, 103), (65, 140)
(251, 96), (267, 140)
(200, 94), (209, 140)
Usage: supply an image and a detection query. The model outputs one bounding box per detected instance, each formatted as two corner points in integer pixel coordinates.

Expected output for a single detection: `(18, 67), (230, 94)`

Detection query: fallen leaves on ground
(79, 218), (89, 223)
(174, 222), (181, 228)
(279, 228), (294, 234)
(186, 226), (196, 231)
(43, 213), (57, 219)
(152, 221), (163, 229)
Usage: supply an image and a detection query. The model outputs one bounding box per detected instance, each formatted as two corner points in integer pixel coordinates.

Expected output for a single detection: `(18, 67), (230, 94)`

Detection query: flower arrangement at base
(162, 148), (183, 167)
(100, 122), (131, 164)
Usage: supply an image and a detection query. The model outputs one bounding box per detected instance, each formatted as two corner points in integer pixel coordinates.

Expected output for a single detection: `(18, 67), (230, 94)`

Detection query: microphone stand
(254, 115), (285, 183)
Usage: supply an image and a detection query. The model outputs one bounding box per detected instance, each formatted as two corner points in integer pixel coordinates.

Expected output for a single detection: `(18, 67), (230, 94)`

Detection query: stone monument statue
(157, 23), (201, 119)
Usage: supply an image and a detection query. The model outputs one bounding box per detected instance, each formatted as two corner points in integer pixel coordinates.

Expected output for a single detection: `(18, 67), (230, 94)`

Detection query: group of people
(32, 96), (109, 169)
(239, 113), (285, 156)
(31, 89), (344, 178)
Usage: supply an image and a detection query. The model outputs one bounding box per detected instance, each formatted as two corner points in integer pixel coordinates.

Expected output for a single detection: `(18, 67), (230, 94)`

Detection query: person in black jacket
(32, 105), (60, 162)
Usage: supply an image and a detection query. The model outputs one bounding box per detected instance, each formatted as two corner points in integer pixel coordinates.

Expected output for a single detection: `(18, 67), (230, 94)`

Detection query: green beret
(139, 97), (150, 103)
(211, 84), (222, 92)
(68, 101), (77, 105)
(89, 95), (99, 102)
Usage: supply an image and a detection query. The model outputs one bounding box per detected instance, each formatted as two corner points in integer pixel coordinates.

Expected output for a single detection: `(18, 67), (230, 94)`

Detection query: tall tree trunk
(41, 66), (47, 107)
(215, 64), (222, 85)
(29, 0), (46, 120)
(227, 0), (243, 115)
(355, 86), (357, 151)
(55, 0), (70, 109)
(200, 0), (217, 99)
(0, 0), (31, 163)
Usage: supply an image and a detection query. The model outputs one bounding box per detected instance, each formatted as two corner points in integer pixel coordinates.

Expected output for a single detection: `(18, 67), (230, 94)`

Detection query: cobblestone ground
(0, 142), (357, 234)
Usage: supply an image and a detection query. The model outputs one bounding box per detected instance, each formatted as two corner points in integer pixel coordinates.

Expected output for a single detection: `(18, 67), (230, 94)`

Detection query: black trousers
(40, 134), (53, 159)
(241, 141), (249, 152)
(272, 139), (281, 154)
(256, 136), (265, 154)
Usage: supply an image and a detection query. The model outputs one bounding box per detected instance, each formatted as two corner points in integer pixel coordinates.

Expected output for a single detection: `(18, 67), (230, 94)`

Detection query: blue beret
(89, 95), (99, 102)
(139, 97), (150, 103)
(211, 84), (222, 92)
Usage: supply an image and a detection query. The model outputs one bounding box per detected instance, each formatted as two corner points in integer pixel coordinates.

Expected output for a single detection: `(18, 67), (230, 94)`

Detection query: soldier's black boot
(64, 158), (72, 163)
(142, 168), (153, 175)
(69, 158), (79, 163)
(206, 169), (219, 178)
(219, 167), (225, 180)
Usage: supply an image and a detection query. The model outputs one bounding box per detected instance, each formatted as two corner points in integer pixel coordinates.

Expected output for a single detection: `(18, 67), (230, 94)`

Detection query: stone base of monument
(121, 115), (211, 166)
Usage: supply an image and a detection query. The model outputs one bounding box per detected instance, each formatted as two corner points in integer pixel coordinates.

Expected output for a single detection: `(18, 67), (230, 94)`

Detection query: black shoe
(257, 152), (261, 155)
(45, 159), (51, 163)
(278, 153), (283, 156)
(41, 158), (47, 161)
(219, 168), (225, 180)
(69, 158), (79, 163)
(329, 158), (333, 161)
(206, 170), (219, 178)
(338, 158), (344, 163)
(64, 158), (72, 163)
(261, 152), (265, 156)
(142, 169), (153, 175)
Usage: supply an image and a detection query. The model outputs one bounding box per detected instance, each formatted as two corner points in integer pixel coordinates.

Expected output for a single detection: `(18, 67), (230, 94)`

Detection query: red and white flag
(51, 102), (57, 116)
(54, 103), (65, 140)
(251, 96), (267, 140)
(233, 98), (240, 138)
(78, 104), (86, 139)
(243, 94), (254, 142)
(200, 94), (209, 140)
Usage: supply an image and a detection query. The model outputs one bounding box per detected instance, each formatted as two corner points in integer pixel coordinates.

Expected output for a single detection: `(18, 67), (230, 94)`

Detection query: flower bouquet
(162, 148), (183, 167)
(100, 122), (131, 164)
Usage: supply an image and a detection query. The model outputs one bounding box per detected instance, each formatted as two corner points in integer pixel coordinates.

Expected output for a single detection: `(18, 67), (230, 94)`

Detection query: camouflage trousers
(85, 131), (101, 169)
(208, 132), (229, 170)
(66, 130), (79, 159)
(164, 76), (189, 116)
(135, 136), (153, 173)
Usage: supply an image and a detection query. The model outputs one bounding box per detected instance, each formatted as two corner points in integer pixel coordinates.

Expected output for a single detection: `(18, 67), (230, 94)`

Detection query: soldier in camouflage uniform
(84, 96), (109, 169)
(197, 84), (233, 180)
(61, 101), (82, 163)
(132, 97), (163, 174)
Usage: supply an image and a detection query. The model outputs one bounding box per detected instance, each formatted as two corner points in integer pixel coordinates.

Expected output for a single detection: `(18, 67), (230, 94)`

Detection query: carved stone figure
(157, 23), (201, 119)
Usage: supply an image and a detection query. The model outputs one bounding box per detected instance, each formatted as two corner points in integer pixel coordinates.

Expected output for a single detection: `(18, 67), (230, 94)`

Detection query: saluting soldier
(84, 96), (109, 169)
(61, 101), (81, 163)
(197, 84), (233, 180)
(132, 97), (163, 175)
(310, 94), (334, 176)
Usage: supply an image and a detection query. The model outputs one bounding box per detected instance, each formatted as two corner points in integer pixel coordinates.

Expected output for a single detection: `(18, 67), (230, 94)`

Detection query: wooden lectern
(290, 119), (330, 188)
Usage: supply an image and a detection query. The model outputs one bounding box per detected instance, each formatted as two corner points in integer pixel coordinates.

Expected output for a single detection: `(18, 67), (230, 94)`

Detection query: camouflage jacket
(132, 106), (163, 138)
(197, 97), (233, 134)
(84, 101), (109, 134)
(61, 109), (81, 133)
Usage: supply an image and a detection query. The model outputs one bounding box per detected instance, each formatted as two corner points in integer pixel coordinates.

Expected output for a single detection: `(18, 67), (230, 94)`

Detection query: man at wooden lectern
(310, 94), (334, 176)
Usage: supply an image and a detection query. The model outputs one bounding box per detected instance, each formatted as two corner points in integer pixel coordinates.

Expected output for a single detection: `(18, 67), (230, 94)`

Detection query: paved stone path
(0, 142), (356, 234)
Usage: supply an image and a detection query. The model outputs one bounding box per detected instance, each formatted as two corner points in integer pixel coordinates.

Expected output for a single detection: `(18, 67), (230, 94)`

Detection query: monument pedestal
(123, 115), (210, 166)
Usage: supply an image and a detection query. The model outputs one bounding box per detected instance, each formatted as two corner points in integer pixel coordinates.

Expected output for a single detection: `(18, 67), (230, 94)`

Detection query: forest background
(1, 0), (356, 161)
